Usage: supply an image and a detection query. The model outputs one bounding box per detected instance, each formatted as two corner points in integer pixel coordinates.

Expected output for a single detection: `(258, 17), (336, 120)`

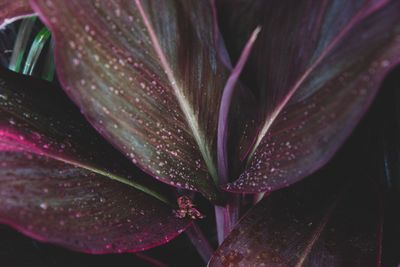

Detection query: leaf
(0, 225), (192, 267)
(209, 171), (382, 267)
(22, 26), (51, 76)
(217, 27), (260, 184)
(218, 0), (400, 193)
(7, 17), (36, 71)
(29, 0), (236, 201)
(0, 0), (34, 28)
(209, 0), (233, 70)
(0, 68), (189, 253)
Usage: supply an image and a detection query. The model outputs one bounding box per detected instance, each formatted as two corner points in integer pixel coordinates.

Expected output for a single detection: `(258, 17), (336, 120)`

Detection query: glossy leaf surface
(0, 0), (34, 28)
(209, 173), (382, 267)
(0, 68), (189, 253)
(30, 0), (238, 201)
(216, 27), (260, 184)
(218, 0), (400, 193)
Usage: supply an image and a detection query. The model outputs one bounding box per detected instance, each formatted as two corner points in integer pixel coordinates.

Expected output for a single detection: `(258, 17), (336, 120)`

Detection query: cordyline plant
(1, 0), (400, 266)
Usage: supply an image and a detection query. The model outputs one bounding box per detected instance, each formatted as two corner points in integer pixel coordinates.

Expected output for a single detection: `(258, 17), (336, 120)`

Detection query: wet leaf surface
(29, 0), (243, 201)
(218, 0), (400, 193)
(0, 68), (189, 253)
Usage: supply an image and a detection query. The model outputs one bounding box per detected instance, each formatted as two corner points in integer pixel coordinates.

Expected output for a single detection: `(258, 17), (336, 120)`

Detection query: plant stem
(135, 253), (169, 267)
(215, 194), (240, 244)
(253, 192), (266, 205)
(185, 222), (214, 264)
(214, 205), (226, 244)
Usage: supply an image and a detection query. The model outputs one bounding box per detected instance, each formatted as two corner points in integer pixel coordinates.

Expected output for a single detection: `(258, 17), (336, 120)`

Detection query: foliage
(1, 0), (400, 266)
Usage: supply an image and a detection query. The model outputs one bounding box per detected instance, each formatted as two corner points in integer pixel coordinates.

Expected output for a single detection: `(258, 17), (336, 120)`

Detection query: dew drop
(381, 60), (390, 68)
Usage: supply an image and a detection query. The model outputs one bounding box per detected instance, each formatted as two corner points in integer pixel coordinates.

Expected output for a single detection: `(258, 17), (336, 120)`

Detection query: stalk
(186, 223), (214, 264)
(135, 253), (169, 267)
(253, 192), (266, 205)
(214, 194), (240, 244)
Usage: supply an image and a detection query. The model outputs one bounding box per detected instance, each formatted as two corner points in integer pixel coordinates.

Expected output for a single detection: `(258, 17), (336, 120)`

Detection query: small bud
(174, 196), (205, 220)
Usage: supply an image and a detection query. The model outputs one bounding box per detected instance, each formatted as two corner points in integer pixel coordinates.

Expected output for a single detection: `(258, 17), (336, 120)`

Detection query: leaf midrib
(5, 139), (170, 204)
(294, 186), (347, 267)
(134, 0), (218, 184)
(0, 107), (170, 205)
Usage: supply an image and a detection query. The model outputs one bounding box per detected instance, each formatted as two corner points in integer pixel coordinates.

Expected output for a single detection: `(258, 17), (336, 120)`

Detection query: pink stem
(135, 253), (169, 267)
(185, 222), (214, 263)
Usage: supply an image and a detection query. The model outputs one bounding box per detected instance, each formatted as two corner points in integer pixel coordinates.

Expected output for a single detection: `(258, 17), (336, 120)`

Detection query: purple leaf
(209, 172), (382, 266)
(0, 0), (34, 28)
(219, 0), (400, 193)
(0, 68), (189, 253)
(29, 0), (239, 201)
(217, 27), (260, 185)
